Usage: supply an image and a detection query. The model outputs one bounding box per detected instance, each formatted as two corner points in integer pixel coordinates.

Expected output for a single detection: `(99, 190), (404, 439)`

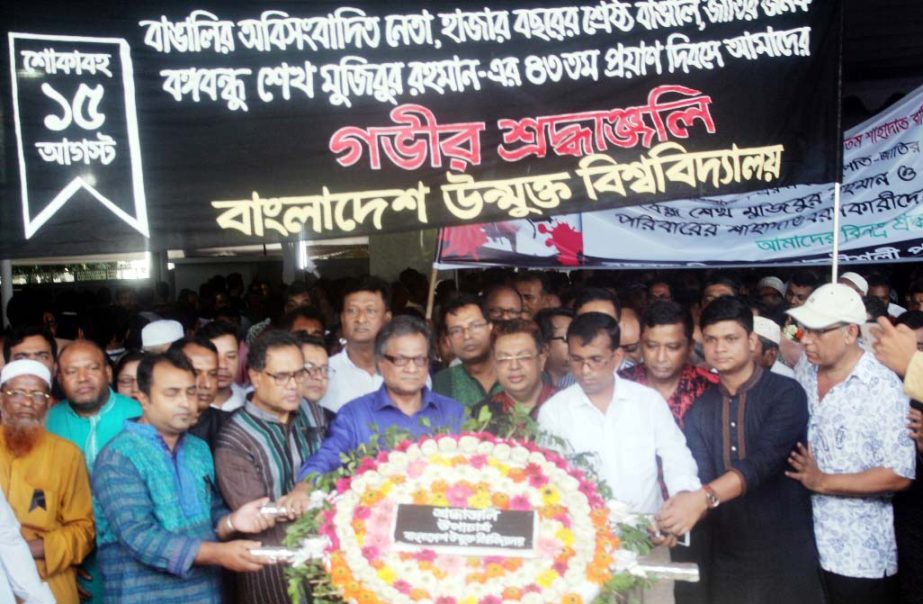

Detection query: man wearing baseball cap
(0, 359), (95, 603)
(784, 283), (915, 604)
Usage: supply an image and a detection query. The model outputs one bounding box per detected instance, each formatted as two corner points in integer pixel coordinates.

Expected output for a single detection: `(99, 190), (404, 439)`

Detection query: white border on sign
(8, 32), (149, 239)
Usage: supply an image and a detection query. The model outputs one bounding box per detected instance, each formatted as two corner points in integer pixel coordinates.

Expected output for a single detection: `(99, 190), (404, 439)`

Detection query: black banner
(1, 0), (841, 258)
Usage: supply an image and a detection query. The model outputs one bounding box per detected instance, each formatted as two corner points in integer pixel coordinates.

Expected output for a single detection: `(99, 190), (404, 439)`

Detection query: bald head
(619, 307), (642, 366)
(484, 285), (523, 322)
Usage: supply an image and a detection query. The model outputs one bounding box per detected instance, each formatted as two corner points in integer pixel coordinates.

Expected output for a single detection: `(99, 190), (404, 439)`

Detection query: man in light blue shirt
(46, 339), (141, 603)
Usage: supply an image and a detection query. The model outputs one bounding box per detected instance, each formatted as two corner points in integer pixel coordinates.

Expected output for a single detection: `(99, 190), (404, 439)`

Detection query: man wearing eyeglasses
(214, 330), (325, 604)
(483, 284), (523, 322)
(472, 320), (556, 436)
(433, 294), (502, 407)
(0, 359), (95, 604)
(538, 312), (700, 515)
(784, 283), (914, 604)
(296, 315), (465, 480)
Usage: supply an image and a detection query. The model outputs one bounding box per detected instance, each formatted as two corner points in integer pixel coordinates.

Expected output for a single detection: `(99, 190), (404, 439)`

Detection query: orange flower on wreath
(491, 493), (510, 508)
(562, 593), (583, 604)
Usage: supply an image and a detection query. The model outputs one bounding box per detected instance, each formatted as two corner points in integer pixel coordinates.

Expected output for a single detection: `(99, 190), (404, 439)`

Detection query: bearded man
(0, 359), (95, 603)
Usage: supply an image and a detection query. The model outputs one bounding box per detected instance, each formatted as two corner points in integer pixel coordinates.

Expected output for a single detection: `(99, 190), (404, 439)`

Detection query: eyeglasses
(488, 308), (521, 320)
(117, 377), (138, 387)
(447, 321), (489, 339)
(796, 323), (846, 341)
(622, 342), (640, 354)
(568, 353), (614, 370)
(344, 306), (382, 319)
(3, 389), (51, 404)
(263, 369), (308, 386)
(495, 352), (539, 367)
(381, 354), (428, 368)
(304, 363), (333, 379)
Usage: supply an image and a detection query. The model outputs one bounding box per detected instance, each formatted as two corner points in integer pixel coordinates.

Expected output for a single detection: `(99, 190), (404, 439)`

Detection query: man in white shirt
(785, 283), (914, 604)
(1, 486), (55, 604)
(752, 316), (795, 378)
(320, 277), (392, 413)
(538, 312), (700, 515)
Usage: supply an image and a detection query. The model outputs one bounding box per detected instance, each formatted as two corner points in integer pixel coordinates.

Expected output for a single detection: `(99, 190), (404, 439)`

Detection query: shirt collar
(575, 372), (627, 410)
(243, 399), (285, 423)
(844, 350), (876, 386)
(371, 384), (438, 412)
(123, 419), (184, 453)
(718, 363), (763, 397)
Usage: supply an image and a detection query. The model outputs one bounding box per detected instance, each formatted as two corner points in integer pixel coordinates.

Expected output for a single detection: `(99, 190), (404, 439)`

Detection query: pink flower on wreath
(524, 584), (542, 594)
(357, 457), (378, 473)
(528, 473), (549, 488)
(407, 458), (427, 479)
(553, 560), (568, 575)
(446, 484), (473, 507)
(524, 463), (543, 476)
(537, 536), (563, 558)
(414, 549), (437, 563)
(362, 545), (381, 561)
(335, 477), (351, 494)
(436, 598), (457, 604)
(435, 554), (465, 576)
(376, 450), (389, 463)
(469, 454), (488, 469)
(483, 556), (505, 566)
(509, 495), (532, 511)
(354, 506), (371, 520)
(479, 596), (503, 604)
(393, 580), (412, 594)
(365, 529), (392, 551)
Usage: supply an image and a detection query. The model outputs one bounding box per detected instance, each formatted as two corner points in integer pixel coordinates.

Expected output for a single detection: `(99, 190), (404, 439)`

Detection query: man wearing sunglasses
(296, 315), (465, 481)
(784, 283), (914, 604)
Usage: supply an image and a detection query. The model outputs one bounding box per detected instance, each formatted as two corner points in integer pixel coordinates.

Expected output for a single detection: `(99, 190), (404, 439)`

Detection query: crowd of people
(1, 265), (922, 604)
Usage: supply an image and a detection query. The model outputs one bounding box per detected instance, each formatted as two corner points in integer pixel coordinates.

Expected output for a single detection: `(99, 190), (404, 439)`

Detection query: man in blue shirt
(295, 315), (465, 482)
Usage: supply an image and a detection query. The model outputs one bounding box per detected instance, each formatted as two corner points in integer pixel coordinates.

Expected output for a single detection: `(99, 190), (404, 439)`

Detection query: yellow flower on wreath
(555, 526), (575, 547)
(376, 566), (397, 585)
(536, 568), (560, 589)
(540, 485), (560, 506)
(468, 490), (491, 508)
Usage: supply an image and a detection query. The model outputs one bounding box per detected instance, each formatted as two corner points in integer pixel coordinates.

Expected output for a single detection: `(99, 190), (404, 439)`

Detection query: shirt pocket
(16, 480), (60, 535)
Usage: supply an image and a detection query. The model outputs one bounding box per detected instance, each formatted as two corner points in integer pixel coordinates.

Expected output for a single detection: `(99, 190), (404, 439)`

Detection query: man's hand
(214, 540), (270, 572)
(786, 442), (827, 493)
(276, 483), (313, 521)
(871, 317), (917, 376)
(77, 567), (93, 601)
(28, 538), (45, 559)
(909, 408), (923, 453)
(228, 497), (276, 535)
(655, 490), (707, 542)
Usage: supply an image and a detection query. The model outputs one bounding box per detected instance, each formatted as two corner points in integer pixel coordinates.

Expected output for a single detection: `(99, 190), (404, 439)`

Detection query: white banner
(437, 84), (923, 268)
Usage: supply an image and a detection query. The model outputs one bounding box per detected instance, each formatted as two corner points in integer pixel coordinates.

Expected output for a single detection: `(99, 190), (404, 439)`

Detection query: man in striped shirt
(215, 330), (327, 604)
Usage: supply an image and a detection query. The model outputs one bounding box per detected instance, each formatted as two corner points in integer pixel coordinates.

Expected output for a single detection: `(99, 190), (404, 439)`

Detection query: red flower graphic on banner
(538, 222), (583, 266)
(439, 225), (488, 260)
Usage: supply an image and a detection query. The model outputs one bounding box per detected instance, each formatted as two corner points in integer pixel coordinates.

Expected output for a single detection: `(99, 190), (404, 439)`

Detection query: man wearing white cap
(756, 276), (786, 309)
(752, 316), (795, 378)
(141, 319), (185, 354)
(0, 360), (95, 604)
(784, 283), (915, 604)
(838, 271), (869, 296)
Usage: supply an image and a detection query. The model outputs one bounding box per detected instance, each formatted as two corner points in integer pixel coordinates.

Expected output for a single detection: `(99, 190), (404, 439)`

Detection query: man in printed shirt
(92, 351), (276, 603)
(785, 284), (914, 604)
(0, 359), (95, 604)
(215, 330), (328, 604)
(471, 319), (557, 436)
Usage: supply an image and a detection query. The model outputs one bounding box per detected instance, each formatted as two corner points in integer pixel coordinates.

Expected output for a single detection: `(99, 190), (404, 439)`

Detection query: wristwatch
(703, 484), (720, 509)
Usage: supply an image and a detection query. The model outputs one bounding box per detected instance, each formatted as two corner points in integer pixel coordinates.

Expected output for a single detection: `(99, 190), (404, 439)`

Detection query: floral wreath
(286, 430), (653, 604)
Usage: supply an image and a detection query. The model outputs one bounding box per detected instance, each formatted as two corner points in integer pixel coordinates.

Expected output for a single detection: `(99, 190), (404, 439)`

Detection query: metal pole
(831, 182), (842, 282)
(1, 259), (12, 328)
